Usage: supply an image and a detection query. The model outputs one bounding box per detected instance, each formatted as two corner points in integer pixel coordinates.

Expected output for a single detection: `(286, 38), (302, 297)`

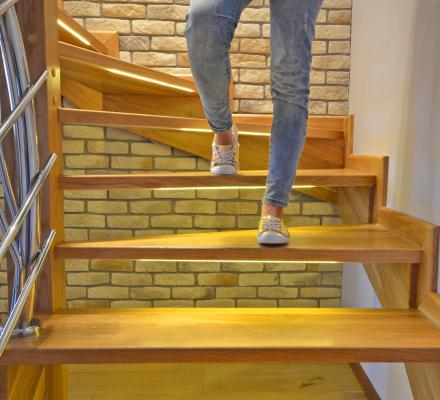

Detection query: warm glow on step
(57, 19), (91, 47)
(106, 68), (196, 93)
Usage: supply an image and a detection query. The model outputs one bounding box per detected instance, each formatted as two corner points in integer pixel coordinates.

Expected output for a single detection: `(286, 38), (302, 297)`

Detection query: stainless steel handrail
(0, 70), (48, 142)
(0, 154), (57, 261)
(0, 0), (19, 16)
(0, 230), (56, 357)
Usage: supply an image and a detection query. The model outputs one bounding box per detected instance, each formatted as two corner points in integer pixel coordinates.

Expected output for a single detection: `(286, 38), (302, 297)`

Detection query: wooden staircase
(2, 9), (440, 399)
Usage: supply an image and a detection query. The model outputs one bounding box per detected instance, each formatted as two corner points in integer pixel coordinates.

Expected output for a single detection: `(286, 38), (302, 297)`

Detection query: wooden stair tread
(59, 108), (344, 139)
(58, 169), (377, 189)
(59, 42), (197, 96)
(57, 8), (109, 55)
(56, 224), (422, 263)
(3, 308), (440, 364)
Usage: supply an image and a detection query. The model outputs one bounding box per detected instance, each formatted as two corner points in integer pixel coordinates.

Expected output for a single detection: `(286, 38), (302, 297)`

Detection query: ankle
(214, 128), (234, 145)
(262, 204), (283, 219)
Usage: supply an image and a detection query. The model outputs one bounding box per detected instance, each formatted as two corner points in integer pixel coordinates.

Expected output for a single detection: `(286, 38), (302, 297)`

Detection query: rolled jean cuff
(262, 196), (289, 208)
(208, 120), (233, 133)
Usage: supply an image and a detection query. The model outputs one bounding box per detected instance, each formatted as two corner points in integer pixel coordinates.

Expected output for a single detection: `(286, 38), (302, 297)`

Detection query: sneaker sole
(210, 165), (239, 175)
(258, 232), (289, 245)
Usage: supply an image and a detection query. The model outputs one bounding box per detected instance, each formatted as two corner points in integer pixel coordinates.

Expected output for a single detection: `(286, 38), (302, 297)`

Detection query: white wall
(345, 0), (440, 398)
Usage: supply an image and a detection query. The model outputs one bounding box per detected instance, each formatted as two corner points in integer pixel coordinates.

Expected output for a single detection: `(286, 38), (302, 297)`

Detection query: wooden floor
(69, 363), (366, 400)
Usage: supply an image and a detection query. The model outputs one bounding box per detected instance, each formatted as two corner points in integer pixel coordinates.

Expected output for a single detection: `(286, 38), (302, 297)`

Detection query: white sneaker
(258, 215), (289, 245)
(210, 124), (239, 175)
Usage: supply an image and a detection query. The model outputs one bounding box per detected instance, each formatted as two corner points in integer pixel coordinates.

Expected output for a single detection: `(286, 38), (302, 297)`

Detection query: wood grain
(2, 308), (440, 364)
(57, 169), (377, 190)
(56, 224), (422, 263)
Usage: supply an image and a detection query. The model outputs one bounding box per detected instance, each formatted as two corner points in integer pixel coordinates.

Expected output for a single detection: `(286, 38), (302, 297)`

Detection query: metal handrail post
(0, 230), (56, 357)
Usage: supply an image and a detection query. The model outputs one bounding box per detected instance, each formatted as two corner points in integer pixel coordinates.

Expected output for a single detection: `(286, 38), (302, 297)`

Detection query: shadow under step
(3, 308), (440, 364)
(57, 224), (422, 263)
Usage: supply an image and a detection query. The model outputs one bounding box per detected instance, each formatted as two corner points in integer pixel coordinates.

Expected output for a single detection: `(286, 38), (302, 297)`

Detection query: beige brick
(197, 189), (239, 200)
(64, 1), (100, 16)
(223, 262), (263, 272)
(217, 287), (256, 299)
(87, 141), (129, 154)
(88, 286), (129, 299)
(280, 273), (321, 286)
(316, 25), (351, 40)
(198, 273), (238, 286)
(111, 300), (152, 308)
(264, 262), (306, 272)
(151, 37), (187, 52)
(133, 52), (177, 67)
(218, 201), (258, 215)
(69, 300), (110, 308)
(300, 287), (342, 298)
(154, 189), (195, 199)
(131, 287), (170, 299)
(86, 18), (131, 34)
(91, 259), (134, 272)
(172, 287), (214, 299)
(303, 202), (339, 215)
(65, 189), (107, 199)
(320, 298), (341, 307)
(111, 156), (152, 170)
(322, 272), (342, 285)
(179, 262), (221, 272)
(196, 299), (235, 307)
(131, 142), (171, 156)
(64, 199), (85, 213)
(89, 229), (133, 240)
(147, 5), (188, 21)
(193, 215), (234, 229)
(67, 286), (86, 299)
(135, 260), (177, 272)
(67, 272), (109, 286)
(120, 36), (150, 51)
(258, 287), (299, 299)
(111, 273), (152, 286)
(237, 299), (277, 307)
(279, 299), (318, 308)
(239, 273), (278, 286)
(88, 201), (127, 214)
(65, 260), (90, 272)
(151, 215), (192, 228)
(230, 54), (266, 69)
(154, 157), (196, 170)
(154, 273), (194, 286)
(107, 215), (149, 229)
(132, 20), (175, 35)
(110, 189), (152, 200)
(328, 10), (352, 24)
(130, 200), (172, 214)
(65, 155), (108, 169)
(103, 4), (145, 18)
(175, 200), (216, 214)
(65, 214), (105, 228)
(153, 300), (194, 307)
(63, 140), (84, 154)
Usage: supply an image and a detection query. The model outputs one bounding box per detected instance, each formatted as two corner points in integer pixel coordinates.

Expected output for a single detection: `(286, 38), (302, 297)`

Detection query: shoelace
(261, 217), (283, 232)
(212, 145), (237, 166)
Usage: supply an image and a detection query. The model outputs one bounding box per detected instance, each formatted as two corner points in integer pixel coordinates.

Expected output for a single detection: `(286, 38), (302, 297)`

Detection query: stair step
(59, 42), (197, 96)
(57, 224), (422, 263)
(59, 108), (343, 140)
(3, 308), (440, 364)
(58, 169), (376, 190)
(57, 8), (109, 55)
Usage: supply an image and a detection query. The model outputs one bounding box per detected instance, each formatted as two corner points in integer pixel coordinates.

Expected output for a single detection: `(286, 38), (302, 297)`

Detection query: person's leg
(184, 0), (252, 146)
(262, 0), (323, 216)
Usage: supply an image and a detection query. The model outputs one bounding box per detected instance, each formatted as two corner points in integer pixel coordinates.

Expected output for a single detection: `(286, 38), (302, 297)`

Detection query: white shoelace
(212, 145), (237, 166)
(261, 217), (283, 232)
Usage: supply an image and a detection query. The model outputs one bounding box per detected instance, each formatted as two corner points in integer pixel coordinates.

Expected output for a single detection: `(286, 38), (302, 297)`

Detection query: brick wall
(64, 0), (352, 115)
(62, 122), (343, 309)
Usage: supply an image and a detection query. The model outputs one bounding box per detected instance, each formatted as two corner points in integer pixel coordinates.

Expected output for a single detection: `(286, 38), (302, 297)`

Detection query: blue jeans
(184, 0), (323, 208)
